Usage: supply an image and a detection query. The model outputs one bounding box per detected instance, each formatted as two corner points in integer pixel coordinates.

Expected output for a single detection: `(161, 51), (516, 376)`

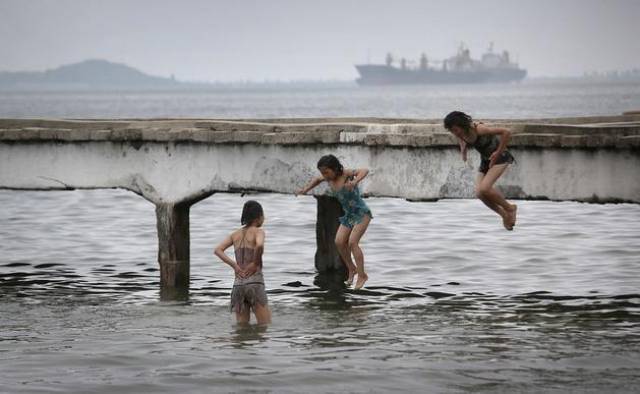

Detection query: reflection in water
(160, 286), (190, 302)
(310, 271), (352, 310)
(1, 190), (639, 392)
(230, 324), (269, 349)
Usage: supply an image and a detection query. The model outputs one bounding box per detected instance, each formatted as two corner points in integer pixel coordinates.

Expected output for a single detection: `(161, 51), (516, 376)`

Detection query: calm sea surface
(1, 82), (640, 393)
(1, 191), (639, 393)
(1, 80), (639, 119)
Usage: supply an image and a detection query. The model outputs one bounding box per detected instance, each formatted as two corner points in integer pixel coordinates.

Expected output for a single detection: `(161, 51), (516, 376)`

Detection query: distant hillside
(0, 59), (200, 91)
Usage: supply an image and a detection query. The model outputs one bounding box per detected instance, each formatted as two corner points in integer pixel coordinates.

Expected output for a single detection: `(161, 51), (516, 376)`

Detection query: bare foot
(501, 212), (513, 231)
(354, 272), (368, 290)
(346, 268), (356, 285)
(509, 205), (518, 227)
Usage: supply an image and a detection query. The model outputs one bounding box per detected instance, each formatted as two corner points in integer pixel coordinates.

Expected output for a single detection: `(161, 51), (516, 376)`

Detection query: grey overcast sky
(1, 0), (638, 81)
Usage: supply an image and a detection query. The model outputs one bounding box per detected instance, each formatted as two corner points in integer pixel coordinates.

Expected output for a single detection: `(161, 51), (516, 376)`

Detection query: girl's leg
(335, 224), (357, 283)
(475, 172), (508, 218)
(476, 164), (517, 229)
(348, 214), (371, 290)
(235, 307), (250, 324)
(253, 303), (271, 325)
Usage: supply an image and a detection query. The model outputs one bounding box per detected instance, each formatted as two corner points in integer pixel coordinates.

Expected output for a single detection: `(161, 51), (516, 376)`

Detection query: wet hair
(240, 200), (264, 226)
(443, 111), (473, 133)
(317, 154), (344, 175)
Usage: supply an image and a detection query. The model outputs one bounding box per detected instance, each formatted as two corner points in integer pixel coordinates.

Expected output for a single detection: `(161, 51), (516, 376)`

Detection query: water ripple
(1, 190), (639, 392)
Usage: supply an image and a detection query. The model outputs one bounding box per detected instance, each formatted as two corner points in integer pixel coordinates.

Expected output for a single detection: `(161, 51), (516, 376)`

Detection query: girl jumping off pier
(296, 155), (373, 290)
(444, 111), (518, 230)
(214, 200), (271, 325)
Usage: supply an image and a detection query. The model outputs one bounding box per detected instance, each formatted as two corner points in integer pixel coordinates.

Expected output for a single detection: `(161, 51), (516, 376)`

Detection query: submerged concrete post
(314, 195), (345, 274)
(155, 202), (191, 300)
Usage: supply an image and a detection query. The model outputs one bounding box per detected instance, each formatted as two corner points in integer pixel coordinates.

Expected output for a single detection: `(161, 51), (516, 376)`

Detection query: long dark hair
(241, 200), (263, 226)
(317, 154), (344, 175)
(443, 111), (473, 133)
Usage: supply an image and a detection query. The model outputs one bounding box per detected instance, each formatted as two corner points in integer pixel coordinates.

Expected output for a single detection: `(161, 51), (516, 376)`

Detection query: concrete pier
(315, 195), (345, 272)
(1, 115), (639, 298)
(156, 202), (191, 298)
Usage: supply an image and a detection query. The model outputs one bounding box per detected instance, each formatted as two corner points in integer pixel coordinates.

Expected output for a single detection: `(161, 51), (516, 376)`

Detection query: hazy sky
(1, 0), (638, 81)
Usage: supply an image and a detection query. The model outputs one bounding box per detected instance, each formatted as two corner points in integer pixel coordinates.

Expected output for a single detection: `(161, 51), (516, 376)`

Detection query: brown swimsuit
(230, 241), (268, 314)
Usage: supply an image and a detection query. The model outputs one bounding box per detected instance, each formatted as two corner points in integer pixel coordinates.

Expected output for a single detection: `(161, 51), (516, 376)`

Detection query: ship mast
(420, 53), (428, 70)
(385, 52), (394, 67)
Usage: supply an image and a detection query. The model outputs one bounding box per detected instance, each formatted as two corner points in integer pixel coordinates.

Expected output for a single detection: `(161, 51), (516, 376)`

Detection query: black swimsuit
(464, 124), (515, 174)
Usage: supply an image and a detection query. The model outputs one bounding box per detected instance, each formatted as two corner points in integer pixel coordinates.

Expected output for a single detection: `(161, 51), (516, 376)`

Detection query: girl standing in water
(214, 200), (271, 325)
(296, 155), (372, 290)
(444, 111), (517, 230)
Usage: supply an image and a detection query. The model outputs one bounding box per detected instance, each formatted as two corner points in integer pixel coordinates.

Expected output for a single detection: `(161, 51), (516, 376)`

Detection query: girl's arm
(344, 168), (369, 190)
(295, 176), (324, 196)
(214, 235), (244, 278)
(241, 229), (265, 278)
(476, 124), (511, 167)
(458, 138), (468, 162)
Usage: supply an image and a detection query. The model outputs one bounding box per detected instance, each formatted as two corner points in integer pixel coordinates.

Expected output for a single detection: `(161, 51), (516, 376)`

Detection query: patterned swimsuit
(230, 238), (268, 313)
(327, 181), (373, 228)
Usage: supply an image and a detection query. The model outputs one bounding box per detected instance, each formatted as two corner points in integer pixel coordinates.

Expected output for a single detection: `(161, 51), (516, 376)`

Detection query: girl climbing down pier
(444, 111), (518, 230)
(214, 200), (271, 325)
(296, 154), (373, 289)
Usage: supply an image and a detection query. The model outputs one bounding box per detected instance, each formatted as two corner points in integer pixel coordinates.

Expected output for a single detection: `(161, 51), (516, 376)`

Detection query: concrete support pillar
(155, 202), (191, 300)
(314, 195), (345, 274)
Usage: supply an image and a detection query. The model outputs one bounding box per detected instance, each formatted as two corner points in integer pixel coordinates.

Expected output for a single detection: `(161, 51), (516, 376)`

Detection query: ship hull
(355, 64), (527, 86)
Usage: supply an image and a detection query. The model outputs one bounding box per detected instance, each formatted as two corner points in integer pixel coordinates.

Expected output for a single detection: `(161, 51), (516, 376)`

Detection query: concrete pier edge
(1, 115), (639, 298)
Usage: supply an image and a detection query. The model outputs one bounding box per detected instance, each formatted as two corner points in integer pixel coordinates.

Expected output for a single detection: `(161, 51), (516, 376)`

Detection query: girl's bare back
(231, 226), (260, 249)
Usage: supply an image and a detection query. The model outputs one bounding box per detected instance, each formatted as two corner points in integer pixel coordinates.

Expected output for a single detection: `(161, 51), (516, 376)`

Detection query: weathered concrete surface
(1, 116), (639, 203)
(315, 196), (345, 273)
(1, 116), (639, 295)
(156, 203), (191, 300)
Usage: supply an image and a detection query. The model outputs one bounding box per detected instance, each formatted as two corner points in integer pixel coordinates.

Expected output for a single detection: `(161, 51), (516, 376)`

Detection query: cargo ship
(355, 43), (526, 85)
